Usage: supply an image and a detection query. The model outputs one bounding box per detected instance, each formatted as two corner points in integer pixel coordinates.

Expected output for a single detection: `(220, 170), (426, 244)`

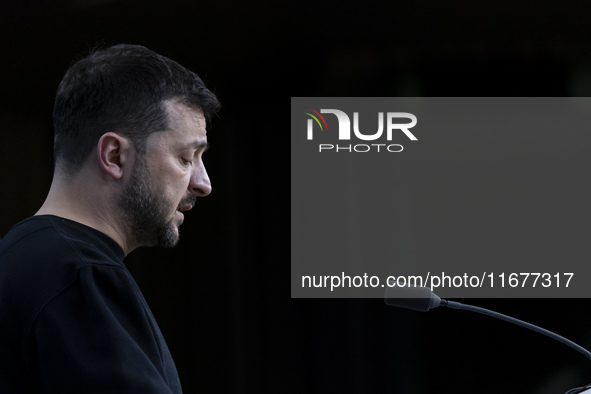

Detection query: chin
(154, 220), (181, 248)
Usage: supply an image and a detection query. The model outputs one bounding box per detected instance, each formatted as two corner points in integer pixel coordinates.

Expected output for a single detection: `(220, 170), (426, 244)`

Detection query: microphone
(385, 284), (591, 394)
(383, 283), (442, 312)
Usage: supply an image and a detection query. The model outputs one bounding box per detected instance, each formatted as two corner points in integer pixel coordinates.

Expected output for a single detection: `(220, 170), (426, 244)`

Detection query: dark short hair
(53, 44), (221, 174)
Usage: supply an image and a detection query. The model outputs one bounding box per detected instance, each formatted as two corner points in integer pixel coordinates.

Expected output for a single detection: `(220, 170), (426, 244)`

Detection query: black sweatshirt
(0, 215), (182, 393)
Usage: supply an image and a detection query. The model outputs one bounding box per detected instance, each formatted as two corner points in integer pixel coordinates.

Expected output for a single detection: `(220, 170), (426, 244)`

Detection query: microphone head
(384, 284), (441, 312)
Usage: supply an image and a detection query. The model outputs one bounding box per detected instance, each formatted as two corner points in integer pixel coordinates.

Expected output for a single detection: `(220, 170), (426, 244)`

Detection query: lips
(178, 203), (193, 212)
(175, 195), (196, 222)
(176, 196), (196, 217)
(178, 195), (196, 212)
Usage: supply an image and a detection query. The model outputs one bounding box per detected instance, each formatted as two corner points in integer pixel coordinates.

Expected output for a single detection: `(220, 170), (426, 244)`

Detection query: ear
(96, 132), (132, 180)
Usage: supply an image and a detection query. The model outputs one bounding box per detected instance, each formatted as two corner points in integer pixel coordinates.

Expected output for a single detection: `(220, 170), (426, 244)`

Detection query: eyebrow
(189, 141), (209, 151)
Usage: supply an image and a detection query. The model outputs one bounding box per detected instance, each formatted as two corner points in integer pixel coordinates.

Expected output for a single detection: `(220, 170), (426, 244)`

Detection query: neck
(36, 168), (133, 255)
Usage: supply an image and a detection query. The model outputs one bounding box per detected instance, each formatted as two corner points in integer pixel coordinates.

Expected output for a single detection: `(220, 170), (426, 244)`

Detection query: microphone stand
(441, 299), (591, 362)
(385, 287), (591, 393)
(441, 300), (591, 394)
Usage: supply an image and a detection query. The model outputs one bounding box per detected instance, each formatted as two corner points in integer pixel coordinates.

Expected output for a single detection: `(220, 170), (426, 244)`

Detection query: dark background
(2, 1), (591, 393)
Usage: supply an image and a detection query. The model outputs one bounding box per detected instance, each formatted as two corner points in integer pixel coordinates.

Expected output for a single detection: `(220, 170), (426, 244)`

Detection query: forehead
(163, 100), (207, 142)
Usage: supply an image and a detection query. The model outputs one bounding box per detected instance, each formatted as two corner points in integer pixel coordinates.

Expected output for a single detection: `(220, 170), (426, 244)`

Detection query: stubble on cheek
(118, 160), (182, 249)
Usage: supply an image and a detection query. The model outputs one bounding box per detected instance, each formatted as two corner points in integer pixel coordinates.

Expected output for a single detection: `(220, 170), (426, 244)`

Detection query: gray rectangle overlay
(292, 97), (591, 298)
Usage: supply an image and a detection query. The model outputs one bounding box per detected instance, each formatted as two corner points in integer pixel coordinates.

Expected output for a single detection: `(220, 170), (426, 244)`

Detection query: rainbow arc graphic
(303, 107), (329, 131)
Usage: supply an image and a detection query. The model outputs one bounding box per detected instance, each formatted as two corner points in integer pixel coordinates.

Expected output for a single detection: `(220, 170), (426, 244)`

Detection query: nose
(189, 161), (212, 197)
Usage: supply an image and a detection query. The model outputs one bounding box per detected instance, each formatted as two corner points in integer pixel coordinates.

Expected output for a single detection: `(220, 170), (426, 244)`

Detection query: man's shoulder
(0, 215), (56, 249)
(0, 215), (124, 269)
(0, 215), (126, 303)
(0, 215), (76, 270)
(0, 215), (129, 330)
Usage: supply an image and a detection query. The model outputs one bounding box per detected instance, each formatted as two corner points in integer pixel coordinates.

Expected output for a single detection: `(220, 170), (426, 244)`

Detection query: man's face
(119, 101), (211, 248)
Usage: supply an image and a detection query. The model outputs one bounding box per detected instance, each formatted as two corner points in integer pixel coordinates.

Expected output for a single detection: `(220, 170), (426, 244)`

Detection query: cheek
(153, 166), (188, 201)
(151, 154), (193, 193)
(168, 172), (192, 200)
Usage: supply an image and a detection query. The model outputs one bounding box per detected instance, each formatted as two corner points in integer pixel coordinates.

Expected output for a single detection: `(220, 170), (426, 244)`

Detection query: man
(0, 44), (220, 393)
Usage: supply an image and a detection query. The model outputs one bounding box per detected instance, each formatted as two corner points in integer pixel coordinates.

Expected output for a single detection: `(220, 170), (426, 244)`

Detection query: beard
(118, 157), (194, 249)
